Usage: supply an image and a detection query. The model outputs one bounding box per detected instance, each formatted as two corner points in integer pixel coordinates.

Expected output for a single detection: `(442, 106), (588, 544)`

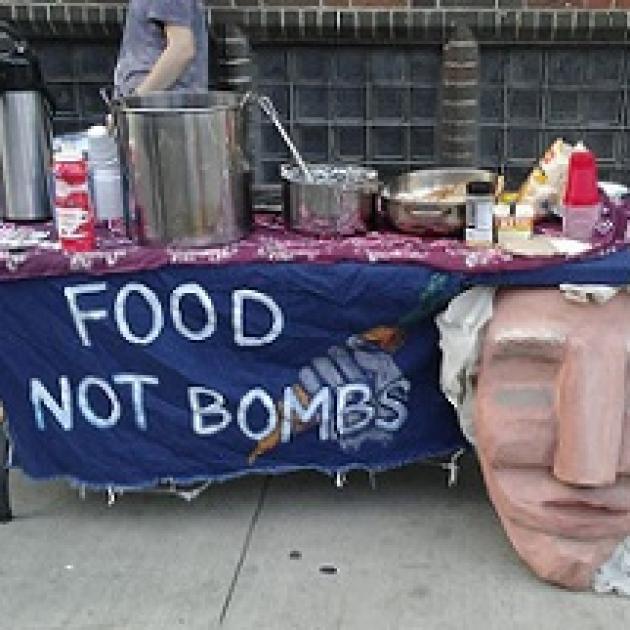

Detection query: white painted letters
(114, 283), (164, 345)
(64, 282), (108, 347)
(376, 380), (410, 431)
(31, 377), (73, 430)
(336, 384), (374, 435)
(237, 388), (277, 440)
(64, 282), (284, 348)
(170, 283), (216, 342)
(233, 289), (284, 347)
(282, 386), (331, 442)
(189, 387), (232, 436)
(77, 376), (121, 429)
(113, 374), (159, 430)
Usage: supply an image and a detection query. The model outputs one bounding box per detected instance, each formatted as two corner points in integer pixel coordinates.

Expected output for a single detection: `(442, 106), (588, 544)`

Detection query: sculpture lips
(490, 469), (630, 538)
(543, 500), (629, 516)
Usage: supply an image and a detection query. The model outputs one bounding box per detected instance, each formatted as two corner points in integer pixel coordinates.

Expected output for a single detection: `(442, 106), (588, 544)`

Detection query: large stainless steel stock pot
(116, 90), (251, 247)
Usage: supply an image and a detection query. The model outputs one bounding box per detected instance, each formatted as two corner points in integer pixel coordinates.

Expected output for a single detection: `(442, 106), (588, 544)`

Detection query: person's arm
(135, 24), (195, 95)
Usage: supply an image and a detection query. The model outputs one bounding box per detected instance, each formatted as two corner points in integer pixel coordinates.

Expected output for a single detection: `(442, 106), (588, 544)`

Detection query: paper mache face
(475, 289), (630, 589)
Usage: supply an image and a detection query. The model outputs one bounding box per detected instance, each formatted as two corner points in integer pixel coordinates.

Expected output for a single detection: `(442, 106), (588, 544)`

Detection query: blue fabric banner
(0, 263), (468, 488)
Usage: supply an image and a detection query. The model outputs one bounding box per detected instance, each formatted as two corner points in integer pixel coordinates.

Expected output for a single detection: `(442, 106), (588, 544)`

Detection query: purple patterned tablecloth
(0, 213), (626, 282)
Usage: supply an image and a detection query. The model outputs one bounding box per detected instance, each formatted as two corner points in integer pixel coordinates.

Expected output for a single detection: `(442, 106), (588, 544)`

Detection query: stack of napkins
(499, 235), (592, 257)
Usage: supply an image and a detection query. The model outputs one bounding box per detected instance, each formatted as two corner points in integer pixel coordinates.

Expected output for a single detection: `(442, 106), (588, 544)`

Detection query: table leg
(0, 422), (12, 523)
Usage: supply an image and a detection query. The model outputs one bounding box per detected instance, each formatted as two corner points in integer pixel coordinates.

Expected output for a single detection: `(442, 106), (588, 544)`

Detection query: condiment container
(53, 152), (96, 252)
(562, 145), (600, 242)
(495, 202), (534, 245)
(465, 180), (494, 246)
(87, 125), (124, 223)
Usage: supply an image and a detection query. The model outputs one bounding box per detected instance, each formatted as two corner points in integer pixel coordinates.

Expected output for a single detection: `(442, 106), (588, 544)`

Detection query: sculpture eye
(494, 386), (553, 409)
(491, 338), (565, 362)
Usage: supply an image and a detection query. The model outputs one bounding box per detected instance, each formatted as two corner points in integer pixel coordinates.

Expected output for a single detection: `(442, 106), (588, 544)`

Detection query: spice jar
(465, 180), (494, 246)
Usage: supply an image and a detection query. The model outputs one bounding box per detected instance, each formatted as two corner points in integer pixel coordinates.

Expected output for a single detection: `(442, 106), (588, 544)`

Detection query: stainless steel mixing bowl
(383, 168), (497, 236)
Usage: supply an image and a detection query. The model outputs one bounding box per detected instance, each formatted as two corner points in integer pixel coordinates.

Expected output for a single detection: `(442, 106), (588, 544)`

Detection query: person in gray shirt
(114, 0), (209, 98)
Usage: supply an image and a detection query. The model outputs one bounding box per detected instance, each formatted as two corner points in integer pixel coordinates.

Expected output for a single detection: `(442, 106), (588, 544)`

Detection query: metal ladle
(254, 95), (314, 183)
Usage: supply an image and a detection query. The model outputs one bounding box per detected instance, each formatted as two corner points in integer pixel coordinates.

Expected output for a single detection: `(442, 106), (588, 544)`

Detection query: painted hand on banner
(248, 325), (410, 463)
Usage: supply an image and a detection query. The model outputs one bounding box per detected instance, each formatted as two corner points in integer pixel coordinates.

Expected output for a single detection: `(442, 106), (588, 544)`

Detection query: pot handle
(238, 90), (256, 109)
(382, 203), (459, 217)
(99, 86), (114, 109)
(408, 206), (460, 217)
(99, 86), (123, 137)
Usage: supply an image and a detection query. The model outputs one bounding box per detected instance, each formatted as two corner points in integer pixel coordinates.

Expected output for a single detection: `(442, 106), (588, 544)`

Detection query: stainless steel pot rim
(116, 90), (242, 112)
(382, 167), (496, 201)
(119, 106), (236, 114)
(281, 163), (379, 190)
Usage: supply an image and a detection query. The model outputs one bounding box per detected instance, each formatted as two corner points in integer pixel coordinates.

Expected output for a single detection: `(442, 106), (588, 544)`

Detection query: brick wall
(0, 1), (628, 42)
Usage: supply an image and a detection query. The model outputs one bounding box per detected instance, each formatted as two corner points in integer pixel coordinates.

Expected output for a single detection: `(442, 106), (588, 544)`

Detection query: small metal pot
(383, 168), (496, 236)
(281, 163), (380, 237)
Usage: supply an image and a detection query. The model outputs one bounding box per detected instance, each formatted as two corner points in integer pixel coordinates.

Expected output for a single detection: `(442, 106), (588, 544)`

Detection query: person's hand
(247, 327), (406, 463)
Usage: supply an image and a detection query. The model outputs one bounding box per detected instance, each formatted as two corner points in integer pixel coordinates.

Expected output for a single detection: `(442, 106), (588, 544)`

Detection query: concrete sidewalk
(1, 455), (628, 630)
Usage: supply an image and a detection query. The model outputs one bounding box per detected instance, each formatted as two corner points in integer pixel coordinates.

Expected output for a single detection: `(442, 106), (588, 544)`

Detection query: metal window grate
(479, 45), (630, 188)
(30, 40), (630, 194)
(252, 45), (442, 203)
(254, 43), (630, 201)
(31, 40), (119, 134)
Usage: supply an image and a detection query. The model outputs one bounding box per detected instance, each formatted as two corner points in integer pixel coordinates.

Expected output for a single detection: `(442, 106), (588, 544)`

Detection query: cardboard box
(495, 204), (534, 245)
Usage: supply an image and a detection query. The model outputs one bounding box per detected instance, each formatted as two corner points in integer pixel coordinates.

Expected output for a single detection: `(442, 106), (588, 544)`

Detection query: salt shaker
(465, 180), (494, 246)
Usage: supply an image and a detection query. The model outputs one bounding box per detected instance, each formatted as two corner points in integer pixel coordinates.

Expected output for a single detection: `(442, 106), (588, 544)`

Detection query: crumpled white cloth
(436, 285), (630, 596)
(559, 284), (621, 304)
(435, 287), (496, 444)
(593, 536), (630, 596)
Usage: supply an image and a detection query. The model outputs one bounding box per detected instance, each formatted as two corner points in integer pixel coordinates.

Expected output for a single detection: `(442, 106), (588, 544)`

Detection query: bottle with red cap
(53, 152), (96, 252)
(562, 143), (601, 242)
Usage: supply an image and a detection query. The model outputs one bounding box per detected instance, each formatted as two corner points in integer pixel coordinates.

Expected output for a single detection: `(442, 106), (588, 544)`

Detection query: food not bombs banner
(0, 263), (467, 487)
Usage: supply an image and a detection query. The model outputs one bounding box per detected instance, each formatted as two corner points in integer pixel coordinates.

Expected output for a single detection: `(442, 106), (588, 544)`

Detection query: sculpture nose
(553, 336), (625, 487)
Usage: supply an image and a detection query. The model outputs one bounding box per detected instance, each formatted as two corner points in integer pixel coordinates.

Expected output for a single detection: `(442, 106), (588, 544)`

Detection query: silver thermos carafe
(0, 22), (54, 221)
